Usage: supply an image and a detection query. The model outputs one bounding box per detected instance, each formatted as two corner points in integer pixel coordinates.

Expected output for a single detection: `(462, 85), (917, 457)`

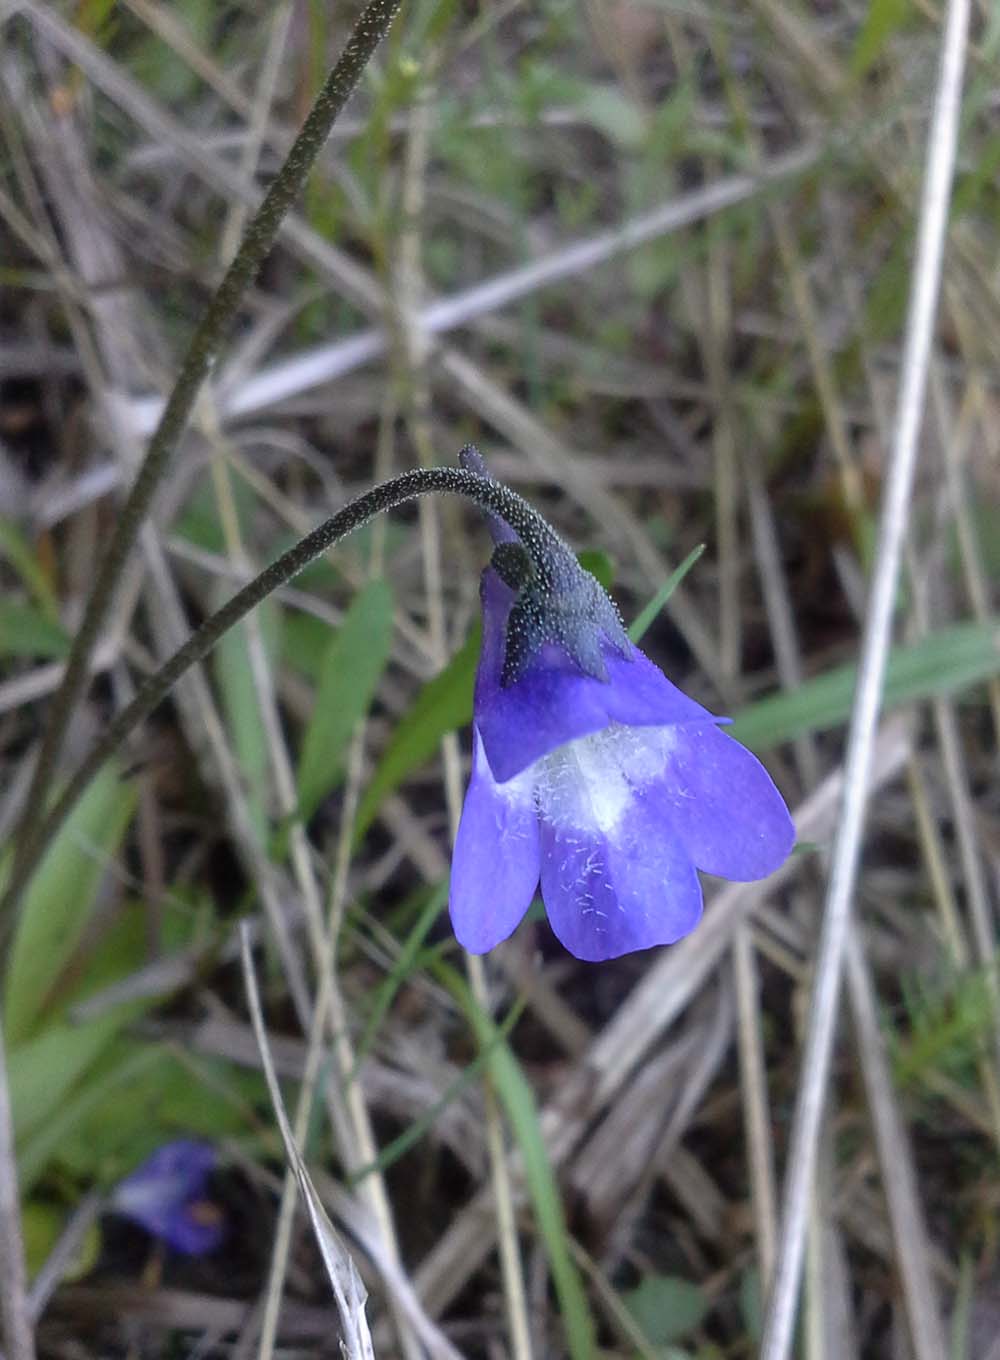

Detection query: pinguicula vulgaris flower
(450, 451), (795, 963)
(108, 1139), (223, 1255)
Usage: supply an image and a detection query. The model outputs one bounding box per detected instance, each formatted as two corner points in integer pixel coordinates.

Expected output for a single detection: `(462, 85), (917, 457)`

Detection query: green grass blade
(355, 625), (479, 837)
(729, 619), (1000, 749)
(0, 601), (69, 659)
(9, 1016), (127, 1142)
(349, 991), (524, 1186)
(15, 1044), (163, 1195)
(350, 882), (449, 1080)
(297, 577), (394, 820)
(3, 764), (136, 1046)
(0, 520), (59, 620)
(629, 544), (705, 643)
(215, 608), (276, 842)
(442, 964), (597, 1360)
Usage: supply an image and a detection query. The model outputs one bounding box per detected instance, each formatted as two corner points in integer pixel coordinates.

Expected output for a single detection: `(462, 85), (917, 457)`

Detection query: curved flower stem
(2, 465), (567, 925)
(11, 0), (403, 889)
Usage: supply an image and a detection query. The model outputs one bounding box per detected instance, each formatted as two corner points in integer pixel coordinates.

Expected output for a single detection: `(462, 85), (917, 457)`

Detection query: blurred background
(0, 1), (998, 1356)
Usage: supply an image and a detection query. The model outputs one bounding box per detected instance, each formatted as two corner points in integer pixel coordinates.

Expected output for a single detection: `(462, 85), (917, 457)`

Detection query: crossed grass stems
(0, 7), (995, 1360)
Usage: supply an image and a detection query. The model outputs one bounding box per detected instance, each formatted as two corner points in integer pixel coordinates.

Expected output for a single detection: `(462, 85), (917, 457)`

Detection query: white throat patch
(496, 722), (675, 835)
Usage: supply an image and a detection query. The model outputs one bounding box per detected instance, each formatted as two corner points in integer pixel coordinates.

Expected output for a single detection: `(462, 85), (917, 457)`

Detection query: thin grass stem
(10, 0), (404, 896)
(759, 3), (972, 1355)
(0, 466), (575, 940)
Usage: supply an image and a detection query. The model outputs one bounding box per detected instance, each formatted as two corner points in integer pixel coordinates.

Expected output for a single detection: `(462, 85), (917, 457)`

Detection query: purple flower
(449, 466), (795, 963)
(108, 1139), (223, 1255)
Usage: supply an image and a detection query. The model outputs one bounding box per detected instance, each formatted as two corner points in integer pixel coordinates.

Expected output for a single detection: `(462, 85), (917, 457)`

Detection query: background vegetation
(0, 0), (998, 1356)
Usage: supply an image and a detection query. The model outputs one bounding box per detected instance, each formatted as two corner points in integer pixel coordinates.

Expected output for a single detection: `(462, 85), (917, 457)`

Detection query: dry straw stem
(845, 934), (948, 1360)
(126, 144), (820, 431)
(759, 2), (971, 1357)
(15, 0), (382, 316)
(7, 0), (404, 906)
(5, 27), (316, 1030)
(240, 928), (375, 1360)
(829, 142), (1000, 1152)
(412, 720), (912, 1315)
(201, 424), (426, 1359)
(12, 1), (810, 710)
(750, 0), (996, 358)
(203, 450), (422, 1360)
(0, 1018), (35, 1360)
(391, 85), (535, 1357)
(732, 922), (778, 1287)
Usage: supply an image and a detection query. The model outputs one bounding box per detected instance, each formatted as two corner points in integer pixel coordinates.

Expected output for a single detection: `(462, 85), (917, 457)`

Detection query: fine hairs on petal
(455, 452), (795, 962)
(500, 722), (682, 836)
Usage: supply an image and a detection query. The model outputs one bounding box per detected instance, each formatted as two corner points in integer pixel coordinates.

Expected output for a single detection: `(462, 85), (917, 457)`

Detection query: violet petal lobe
(538, 786), (703, 962)
(658, 723), (797, 881)
(476, 570), (718, 783)
(450, 729), (541, 953)
(109, 1138), (223, 1256)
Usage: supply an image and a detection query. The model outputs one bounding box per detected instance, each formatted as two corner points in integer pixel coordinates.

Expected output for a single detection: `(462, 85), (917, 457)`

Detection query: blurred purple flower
(108, 1139), (223, 1255)
(449, 461), (795, 963)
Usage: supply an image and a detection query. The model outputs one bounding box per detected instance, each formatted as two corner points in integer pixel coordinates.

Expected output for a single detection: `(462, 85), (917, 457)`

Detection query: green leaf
(577, 547), (615, 589)
(282, 612), (331, 684)
(729, 620), (1000, 750)
(355, 624), (478, 838)
(442, 964), (597, 1360)
(0, 520), (58, 619)
(3, 765), (136, 1046)
(17, 1040), (263, 1194)
(9, 897), (206, 1148)
(9, 1016), (127, 1142)
(0, 601), (69, 658)
(50, 1043), (263, 1183)
(16, 1042), (161, 1194)
(60, 891), (210, 1011)
(297, 578), (394, 819)
(851, 0), (910, 77)
(214, 603), (280, 842)
(622, 1274), (709, 1347)
(23, 1202), (98, 1281)
(577, 83), (647, 148)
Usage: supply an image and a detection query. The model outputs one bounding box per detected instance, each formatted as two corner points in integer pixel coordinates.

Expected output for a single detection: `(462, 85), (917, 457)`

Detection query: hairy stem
(12, 0), (403, 885)
(2, 462), (570, 923)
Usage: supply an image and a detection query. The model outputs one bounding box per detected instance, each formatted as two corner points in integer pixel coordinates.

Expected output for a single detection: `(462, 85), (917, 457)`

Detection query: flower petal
(156, 1204), (224, 1256)
(475, 571), (718, 782)
(538, 789), (703, 962)
(657, 724), (795, 880)
(110, 1139), (223, 1256)
(450, 729), (541, 953)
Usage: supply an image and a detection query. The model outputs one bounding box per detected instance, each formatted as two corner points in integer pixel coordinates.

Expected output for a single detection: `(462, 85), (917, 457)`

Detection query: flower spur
(449, 455), (795, 963)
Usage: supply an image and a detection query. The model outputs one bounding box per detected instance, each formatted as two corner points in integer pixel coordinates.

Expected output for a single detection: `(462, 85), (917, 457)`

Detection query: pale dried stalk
(240, 931), (375, 1360)
(201, 447), (422, 1360)
(759, 4), (971, 1354)
(1, 45), (314, 1028)
(0, 1019), (35, 1360)
(393, 67), (535, 1359)
(125, 145), (819, 431)
(733, 923), (778, 1286)
(413, 721), (911, 1315)
(845, 936), (949, 1360)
